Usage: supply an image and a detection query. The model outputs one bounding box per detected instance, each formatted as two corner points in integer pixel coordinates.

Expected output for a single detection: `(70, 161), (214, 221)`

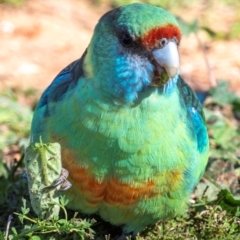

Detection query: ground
(0, 0), (240, 99)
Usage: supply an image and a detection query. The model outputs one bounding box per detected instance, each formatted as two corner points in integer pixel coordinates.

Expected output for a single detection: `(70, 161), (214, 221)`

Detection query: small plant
(24, 140), (63, 219)
(3, 197), (95, 240)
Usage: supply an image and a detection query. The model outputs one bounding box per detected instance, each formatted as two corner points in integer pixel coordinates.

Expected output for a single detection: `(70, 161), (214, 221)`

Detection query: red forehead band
(141, 24), (181, 48)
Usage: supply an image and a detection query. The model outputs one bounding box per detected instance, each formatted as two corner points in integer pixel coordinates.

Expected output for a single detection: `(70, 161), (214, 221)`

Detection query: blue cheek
(112, 54), (153, 101)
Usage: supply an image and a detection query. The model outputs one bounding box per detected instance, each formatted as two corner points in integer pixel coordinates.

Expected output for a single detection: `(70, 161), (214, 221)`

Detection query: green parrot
(30, 3), (209, 234)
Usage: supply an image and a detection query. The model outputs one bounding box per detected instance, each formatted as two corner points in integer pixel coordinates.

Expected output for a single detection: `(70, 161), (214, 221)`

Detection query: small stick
(195, 33), (217, 88)
(5, 214), (13, 240)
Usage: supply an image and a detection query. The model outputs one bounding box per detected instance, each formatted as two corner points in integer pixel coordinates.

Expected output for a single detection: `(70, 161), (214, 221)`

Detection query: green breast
(37, 85), (208, 233)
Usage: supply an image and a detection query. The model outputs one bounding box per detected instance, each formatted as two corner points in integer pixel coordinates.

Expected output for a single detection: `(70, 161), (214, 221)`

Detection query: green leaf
(57, 219), (67, 225)
(59, 195), (69, 207)
(30, 236), (42, 240)
(201, 26), (217, 38)
(11, 227), (18, 236)
(0, 160), (8, 179)
(214, 189), (240, 214)
(24, 140), (62, 219)
(230, 21), (240, 39)
(177, 17), (199, 36)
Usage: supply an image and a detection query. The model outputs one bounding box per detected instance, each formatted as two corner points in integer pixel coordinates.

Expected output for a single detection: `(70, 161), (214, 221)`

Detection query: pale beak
(152, 41), (179, 79)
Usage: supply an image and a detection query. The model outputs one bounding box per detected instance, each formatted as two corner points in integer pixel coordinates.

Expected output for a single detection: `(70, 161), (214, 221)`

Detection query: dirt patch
(0, 0), (239, 96)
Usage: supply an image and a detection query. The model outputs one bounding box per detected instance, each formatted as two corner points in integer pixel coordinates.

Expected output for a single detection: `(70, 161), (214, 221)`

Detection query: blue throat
(111, 53), (179, 102)
(163, 73), (179, 95)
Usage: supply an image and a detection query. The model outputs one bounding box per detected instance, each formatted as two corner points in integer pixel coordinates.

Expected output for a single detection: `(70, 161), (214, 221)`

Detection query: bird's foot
(117, 232), (135, 240)
(43, 168), (72, 191)
(117, 233), (127, 240)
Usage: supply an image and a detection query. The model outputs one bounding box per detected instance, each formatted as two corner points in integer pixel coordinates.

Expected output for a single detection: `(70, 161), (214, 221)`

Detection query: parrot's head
(83, 3), (181, 103)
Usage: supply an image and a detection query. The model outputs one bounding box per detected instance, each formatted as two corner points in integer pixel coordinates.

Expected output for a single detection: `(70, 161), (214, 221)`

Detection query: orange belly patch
(104, 178), (156, 206)
(61, 147), (183, 208)
(61, 148), (158, 207)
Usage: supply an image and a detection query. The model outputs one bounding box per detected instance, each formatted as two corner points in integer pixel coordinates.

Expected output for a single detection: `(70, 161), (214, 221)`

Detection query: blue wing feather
(177, 76), (208, 152)
(38, 50), (87, 108)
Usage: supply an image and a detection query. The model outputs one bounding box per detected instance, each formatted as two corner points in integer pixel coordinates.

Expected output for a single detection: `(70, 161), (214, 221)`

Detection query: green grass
(0, 0), (26, 6)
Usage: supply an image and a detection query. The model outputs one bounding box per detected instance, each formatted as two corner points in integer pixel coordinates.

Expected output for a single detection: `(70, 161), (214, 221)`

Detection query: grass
(0, 0), (25, 6)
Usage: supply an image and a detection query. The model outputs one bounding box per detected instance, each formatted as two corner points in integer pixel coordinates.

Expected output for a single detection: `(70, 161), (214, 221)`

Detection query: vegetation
(0, 0), (25, 6)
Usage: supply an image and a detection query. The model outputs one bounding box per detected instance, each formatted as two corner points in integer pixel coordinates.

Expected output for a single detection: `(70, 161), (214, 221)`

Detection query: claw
(59, 180), (72, 191)
(117, 232), (128, 240)
(51, 168), (69, 187)
(43, 168), (71, 191)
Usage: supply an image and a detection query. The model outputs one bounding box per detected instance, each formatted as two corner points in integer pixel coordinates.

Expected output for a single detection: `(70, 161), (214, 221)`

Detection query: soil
(0, 0), (240, 97)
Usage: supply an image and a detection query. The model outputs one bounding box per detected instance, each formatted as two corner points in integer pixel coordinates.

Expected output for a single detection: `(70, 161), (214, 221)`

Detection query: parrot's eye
(119, 33), (134, 47)
(159, 38), (168, 48)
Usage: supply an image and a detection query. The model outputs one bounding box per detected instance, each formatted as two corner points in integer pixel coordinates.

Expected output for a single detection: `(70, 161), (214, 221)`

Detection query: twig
(203, 173), (222, 189)
(5, 214), (13, 240)
(195, 33), (217, 88)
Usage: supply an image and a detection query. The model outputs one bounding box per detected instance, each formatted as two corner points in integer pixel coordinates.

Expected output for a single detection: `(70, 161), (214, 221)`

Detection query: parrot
(30, 3), (209, 235)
